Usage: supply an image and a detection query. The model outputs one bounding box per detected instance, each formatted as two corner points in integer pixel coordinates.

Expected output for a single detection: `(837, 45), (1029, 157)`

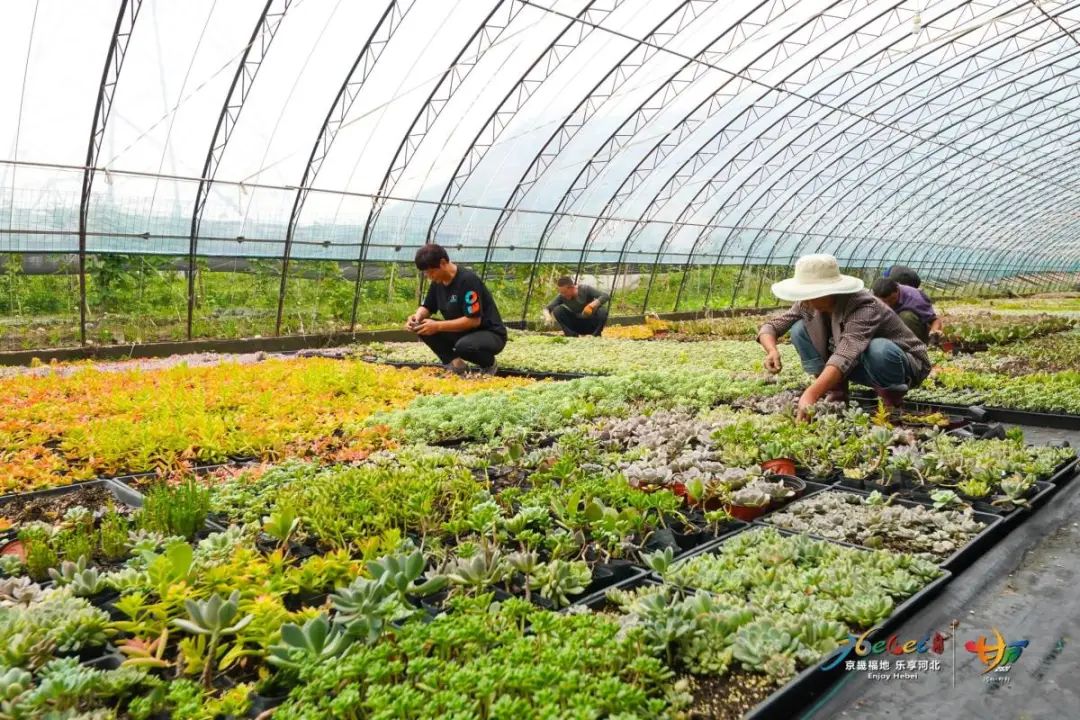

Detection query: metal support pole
(78, 0), (142, 346)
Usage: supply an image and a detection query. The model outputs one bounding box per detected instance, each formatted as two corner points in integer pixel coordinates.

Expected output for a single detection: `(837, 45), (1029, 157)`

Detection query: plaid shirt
(759, 291), (931, 383)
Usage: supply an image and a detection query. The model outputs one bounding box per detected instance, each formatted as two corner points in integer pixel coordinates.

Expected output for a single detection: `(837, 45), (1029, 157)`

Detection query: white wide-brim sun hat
(771, 254), (865, 302)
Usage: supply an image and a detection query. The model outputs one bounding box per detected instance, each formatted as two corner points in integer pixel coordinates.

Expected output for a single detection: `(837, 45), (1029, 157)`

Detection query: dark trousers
(553, 305), (608, 337)
(419, 330), (506, 368)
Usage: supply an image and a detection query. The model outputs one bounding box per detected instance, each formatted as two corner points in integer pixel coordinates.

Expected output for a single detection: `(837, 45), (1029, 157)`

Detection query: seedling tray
(572, 543), (952, 720)
(743, 569), (951, 720)
(1047, 456), (1079, 485)
(760, 486), (1005, 573)
(640, 528), (953, 720)
(853, 392), (1080, 430)
(0, 478), (144, 511)
(368, 358), (588, 381)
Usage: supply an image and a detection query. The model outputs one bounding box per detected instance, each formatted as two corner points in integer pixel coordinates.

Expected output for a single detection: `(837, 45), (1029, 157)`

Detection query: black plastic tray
(743, 569), (951, 720)
(570, 533), (953, 720)
(0, 478), (144, 513)
(759, 486), (1006, 573)
(641, 527), (953, 720)
(366, 358), (589, 381)
(853, 392), (1080, 431)
(1048, 456), (1079, 485)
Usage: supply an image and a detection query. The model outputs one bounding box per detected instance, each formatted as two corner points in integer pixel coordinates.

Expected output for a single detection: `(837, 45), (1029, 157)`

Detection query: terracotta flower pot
(0, 540), (25, 562)
(761, 457), (797, 476)
(727, 502), (768, 522)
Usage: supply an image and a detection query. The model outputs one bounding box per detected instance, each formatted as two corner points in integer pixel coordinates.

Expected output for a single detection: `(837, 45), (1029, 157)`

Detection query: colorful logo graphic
(822, 628), (946, 671)
(964, 628), (1029, 674)
(464, 290), (480, 316)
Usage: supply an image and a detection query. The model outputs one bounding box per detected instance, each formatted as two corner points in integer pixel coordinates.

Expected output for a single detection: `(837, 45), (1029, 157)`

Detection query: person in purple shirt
(872, 277), (943, 344)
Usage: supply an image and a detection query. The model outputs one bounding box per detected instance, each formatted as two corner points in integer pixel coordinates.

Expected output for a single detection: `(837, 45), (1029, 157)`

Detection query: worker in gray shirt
(542, 276), (610, 337)
(757, 254), (931, 420)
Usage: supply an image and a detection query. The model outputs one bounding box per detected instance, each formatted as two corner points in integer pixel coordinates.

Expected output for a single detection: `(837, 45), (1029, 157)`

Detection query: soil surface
(685, 671), (780, 719)
(0, 484), (127, 525)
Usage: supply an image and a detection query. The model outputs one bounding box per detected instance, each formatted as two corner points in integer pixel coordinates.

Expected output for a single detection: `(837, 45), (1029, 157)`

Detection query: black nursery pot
(836, 475), (865, 491)
(282, 591), (328, 612)
(248, 690), (290, 717)
(859, 479), (894, 496)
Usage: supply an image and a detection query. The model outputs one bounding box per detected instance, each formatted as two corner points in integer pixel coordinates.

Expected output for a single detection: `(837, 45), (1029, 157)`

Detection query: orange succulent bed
(0, 358), (527, 494)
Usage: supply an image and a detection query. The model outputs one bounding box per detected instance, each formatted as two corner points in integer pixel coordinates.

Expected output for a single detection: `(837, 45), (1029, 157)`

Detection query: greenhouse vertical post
(277, 0), (411, 337)
(185, 0), (291, 340)
(78, 0), (143, 346)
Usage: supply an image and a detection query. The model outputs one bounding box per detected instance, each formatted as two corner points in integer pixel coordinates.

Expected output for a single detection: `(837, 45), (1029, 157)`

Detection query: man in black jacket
(542, 276), (610, 337)
(405, 244), (507, 375)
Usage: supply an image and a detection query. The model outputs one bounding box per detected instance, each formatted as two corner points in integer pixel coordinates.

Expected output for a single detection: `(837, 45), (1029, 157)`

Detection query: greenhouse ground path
(803, 425), (1080, 720)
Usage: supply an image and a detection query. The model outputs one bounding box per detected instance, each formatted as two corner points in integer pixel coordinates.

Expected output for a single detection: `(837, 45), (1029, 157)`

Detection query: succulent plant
(0, 556), (22, 579)
(444, 548), (509, 594)
(730, 487), (770, 508)
(838, 593), (894, 628)
(732, 622), (800, 681)
(171, 591), (253, 688)
(528, 560), (591, 609)
(329, 577), (402, 643)
(931, 489), (961, 510)
(993, 474), (1034, 509)
(367, 549), (423, 596)
(0, 577), (41, 608)
(268, 614), (353, 672)
(0, 666), (32, 705)
(47, 557), (108, 597)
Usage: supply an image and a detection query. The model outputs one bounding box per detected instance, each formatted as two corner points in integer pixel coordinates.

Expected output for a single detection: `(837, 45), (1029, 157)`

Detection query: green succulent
(47, 557), (108, 597)
(838, 593), (894, 628)
(262, 507), (301, 546)
(993, 474), (1034, 509)
(0, 556), (22, 579)
(732, 622), (800, 680)
(268, 614), (353, 672)
(0, 666), (32, 701)
(367, 548), (445, 598)
(642, 547), (674, 576)
(171, 591), (253, 689)
(931, 489), (961, 510)
(445, 549), (509, 594)
(329, 577), (402, 643)
(529, 560), (591, 609)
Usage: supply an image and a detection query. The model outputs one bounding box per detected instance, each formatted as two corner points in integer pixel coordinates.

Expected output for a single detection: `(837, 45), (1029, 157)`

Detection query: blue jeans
(789, 320), (911, 391)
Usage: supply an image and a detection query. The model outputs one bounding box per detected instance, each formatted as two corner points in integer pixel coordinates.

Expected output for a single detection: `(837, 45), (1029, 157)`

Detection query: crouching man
(405, 244), (506, 375)
(758, 254), (931, 419)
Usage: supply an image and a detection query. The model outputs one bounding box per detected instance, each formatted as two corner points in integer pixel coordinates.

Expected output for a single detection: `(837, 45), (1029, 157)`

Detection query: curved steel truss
(9, 0), (1080, 343)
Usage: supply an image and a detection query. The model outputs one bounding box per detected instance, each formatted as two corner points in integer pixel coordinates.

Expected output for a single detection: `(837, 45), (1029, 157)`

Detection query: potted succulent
(759, 440), (798, 476)
(726, 487), (771, 521)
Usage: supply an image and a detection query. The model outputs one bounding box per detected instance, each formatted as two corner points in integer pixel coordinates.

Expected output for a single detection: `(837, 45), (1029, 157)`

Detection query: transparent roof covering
(1, 0), (1078, 276)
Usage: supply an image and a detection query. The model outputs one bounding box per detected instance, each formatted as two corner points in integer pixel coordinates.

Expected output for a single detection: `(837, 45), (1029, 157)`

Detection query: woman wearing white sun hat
(757, 254), (931, 420)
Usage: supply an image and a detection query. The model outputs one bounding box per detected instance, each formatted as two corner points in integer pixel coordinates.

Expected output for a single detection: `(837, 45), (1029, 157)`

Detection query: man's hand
(764, 350), (783, 374)
(414, 319), (440, 336)
(583, 301), (598, 317)
(797, 387), (821, 421)
(541, 309), (554, 327)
